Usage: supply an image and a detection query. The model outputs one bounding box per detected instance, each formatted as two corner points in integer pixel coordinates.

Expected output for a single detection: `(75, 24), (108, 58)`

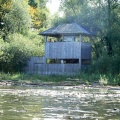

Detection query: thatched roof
(39, 23), (91, 37)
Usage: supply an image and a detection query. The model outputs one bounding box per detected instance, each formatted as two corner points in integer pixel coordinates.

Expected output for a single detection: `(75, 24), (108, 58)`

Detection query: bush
(0, 33), (43, 72)
(91, 54), (120, 75)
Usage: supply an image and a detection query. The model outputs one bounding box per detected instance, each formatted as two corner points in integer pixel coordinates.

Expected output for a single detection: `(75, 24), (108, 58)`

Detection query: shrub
(0, 33), (43, 72)
(91, 54), (120, 75)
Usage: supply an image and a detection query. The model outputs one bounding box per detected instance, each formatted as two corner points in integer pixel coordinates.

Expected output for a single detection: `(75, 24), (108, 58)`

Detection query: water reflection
(0, 86), (120, 120)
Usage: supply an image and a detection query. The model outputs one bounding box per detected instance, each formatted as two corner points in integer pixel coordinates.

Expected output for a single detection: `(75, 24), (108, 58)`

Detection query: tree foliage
(0, 0), (47, 72)
(57, 0), (120, 74)
(3, 0), (31, 36)
(29, 0), (49, 29)
(0, 0), (49, 37)
(28, 0), (38, 8)
(0, 33), (43, 72)
(0, 0), (12, 38)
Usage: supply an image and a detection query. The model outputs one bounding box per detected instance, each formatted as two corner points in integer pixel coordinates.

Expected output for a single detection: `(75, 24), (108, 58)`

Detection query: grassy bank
(0, 72), (120, 86)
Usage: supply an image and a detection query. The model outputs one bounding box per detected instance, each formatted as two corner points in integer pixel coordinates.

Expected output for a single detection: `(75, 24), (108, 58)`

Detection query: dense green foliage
(3, 0), (31, 35)
(0, 0), (47, 72)
(0, 33), (43, 72)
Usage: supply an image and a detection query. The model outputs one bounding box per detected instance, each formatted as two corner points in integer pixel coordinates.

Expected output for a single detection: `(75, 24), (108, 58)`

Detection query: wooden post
(80, 35), (82, 42)
(61, 60), (64, 74)
(90, 36), (93, 44)
(79, 35), (82, 70)
(44, 36), (47, 65)
(62, 34), (64, 42)
(44, 36), (47, 42)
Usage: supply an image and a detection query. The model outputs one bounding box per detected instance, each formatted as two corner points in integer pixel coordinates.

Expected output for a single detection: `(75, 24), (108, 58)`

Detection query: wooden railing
(25, 63), (80, 74)
(45, 42), (91, 59)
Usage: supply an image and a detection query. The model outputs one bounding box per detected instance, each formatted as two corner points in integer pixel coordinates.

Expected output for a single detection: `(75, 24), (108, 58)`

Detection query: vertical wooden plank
(45, 42), (86, 59)
(79, 35), (82, 70)
(44, 36), (47, 42)
(44, 36), (47, 66)
(62, 34), (64, 42)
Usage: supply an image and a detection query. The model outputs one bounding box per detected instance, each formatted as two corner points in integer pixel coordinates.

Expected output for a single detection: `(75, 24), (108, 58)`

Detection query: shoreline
(0, 79), (120, 88)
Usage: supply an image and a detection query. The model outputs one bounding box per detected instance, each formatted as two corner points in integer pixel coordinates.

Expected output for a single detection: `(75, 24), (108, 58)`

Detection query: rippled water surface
(0, 85), (120, 120)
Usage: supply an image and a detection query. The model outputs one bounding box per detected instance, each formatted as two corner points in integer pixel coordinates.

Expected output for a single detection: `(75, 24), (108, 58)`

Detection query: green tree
(0, 0), (47, 72)
(28, 0), (49, 29)
(0, 0), (12, 39)
(3, 0), (31, 37)
(104, 0), (120, 55)
(0, 33), (43, 72)
(28, 0), (38, 8)
(59, 0), (119, 53)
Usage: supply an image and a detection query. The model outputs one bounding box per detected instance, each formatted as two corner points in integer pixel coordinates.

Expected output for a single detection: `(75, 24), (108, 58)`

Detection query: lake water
(0, 85), (120, 120)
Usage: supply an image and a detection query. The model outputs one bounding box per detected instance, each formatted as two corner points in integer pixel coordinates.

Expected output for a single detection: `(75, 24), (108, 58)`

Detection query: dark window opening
(46, 59), (79, 64)
(65, 59), (79, 63)
(82, 59), (90, 65)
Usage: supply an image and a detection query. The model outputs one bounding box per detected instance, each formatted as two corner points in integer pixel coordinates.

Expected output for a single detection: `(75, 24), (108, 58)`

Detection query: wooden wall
(25, 56), (44, 73)
(24, 42), (91, 74)
(25, 63), (80, 74)
(45, 42), (91, 59)
(81, 42), (91, 59)
(25, 58), (91, 74)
